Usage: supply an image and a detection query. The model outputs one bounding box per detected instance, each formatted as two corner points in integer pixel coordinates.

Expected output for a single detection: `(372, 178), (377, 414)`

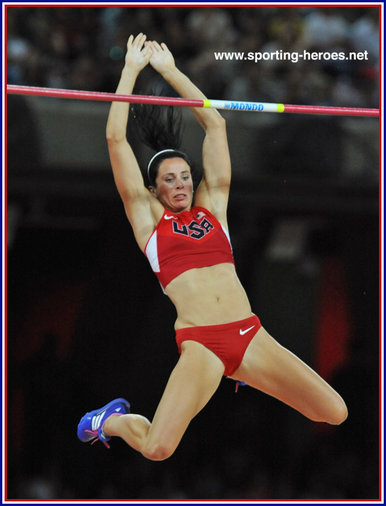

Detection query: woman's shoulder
(192, 205), (224, 224)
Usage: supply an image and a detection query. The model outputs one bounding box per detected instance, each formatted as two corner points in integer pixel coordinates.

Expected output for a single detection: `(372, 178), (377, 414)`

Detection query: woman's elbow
(210, 114), (226, 128)
(106, 126), (126, 144)
(203, 114), (226, 133)
(106, 132), (122, 144)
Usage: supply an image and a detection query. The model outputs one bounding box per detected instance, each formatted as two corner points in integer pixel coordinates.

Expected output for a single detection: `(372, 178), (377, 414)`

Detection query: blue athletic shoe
(77, 397), (130, 448)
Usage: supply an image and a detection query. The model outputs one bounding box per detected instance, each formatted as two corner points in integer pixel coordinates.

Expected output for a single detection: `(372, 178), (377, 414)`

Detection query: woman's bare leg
(231, 327), (348, 424)
(103, 340), (225, 460)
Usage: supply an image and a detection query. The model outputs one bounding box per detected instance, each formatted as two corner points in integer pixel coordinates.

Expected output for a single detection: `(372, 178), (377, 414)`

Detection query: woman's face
(151, 157), (193, 212)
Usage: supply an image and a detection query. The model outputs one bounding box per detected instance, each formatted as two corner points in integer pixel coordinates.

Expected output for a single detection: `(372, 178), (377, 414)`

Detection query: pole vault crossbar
(6, 85), (379, 117)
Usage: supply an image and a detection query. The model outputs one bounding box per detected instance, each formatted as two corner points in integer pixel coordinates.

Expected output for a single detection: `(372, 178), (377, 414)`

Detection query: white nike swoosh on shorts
(239, 325), (255, 335)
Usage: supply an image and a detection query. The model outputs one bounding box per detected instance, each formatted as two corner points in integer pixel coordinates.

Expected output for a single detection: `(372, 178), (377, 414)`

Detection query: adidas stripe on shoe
(77, 397), (130, 448)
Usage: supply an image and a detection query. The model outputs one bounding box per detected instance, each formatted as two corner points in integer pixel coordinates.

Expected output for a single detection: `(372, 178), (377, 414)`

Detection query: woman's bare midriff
(165, 263), (253, 329)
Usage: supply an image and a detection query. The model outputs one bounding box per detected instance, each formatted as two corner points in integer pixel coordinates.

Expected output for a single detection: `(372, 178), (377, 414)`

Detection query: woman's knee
(326, 398), (348, 425)
(316, 394), (348, 425)
(142, 441), (176, 461)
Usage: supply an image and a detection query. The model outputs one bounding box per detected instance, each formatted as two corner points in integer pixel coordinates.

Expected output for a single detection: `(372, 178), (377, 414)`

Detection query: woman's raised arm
(148, 41), (231, 223)
(106, 34), (162, 250)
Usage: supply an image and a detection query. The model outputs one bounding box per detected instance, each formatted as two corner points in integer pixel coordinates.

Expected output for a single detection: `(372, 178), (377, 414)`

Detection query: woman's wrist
(160, 66), (180, 82)
(122, 65), (140, 79)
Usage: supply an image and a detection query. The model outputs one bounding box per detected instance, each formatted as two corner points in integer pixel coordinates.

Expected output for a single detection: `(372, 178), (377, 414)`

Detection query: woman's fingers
(134, 33), (147, 49)
(127, 33), (147, 51)
(142, 44), (152, 59)
(127, 34), (134, 48)
(150, 40), (162, 52)
(129, 38), (169, 55)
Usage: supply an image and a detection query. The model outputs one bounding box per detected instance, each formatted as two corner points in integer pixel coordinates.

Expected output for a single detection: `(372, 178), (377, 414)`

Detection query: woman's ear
(148, 185), (156, 196)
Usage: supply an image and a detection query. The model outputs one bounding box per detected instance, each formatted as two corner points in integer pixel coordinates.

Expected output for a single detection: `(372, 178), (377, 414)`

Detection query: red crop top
(144, 206), (235, 291)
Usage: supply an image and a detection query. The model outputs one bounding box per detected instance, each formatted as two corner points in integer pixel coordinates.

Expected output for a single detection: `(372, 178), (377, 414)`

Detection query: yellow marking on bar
(203, 99), (211, 108)
(277, 104), (285, 113)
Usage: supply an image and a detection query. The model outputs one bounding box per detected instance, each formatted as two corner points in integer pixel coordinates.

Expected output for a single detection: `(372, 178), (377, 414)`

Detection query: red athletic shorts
(175, 314), (261, 376)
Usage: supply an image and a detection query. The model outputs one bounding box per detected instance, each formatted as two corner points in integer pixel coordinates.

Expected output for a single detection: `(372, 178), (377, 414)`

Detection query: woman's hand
(148, 41), (176, 75)
(124, 33), (152, 73)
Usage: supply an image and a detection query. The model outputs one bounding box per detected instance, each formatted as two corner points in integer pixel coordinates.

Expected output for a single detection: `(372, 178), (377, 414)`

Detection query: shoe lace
(235, 381), (247, 393)
(84, 429), (110, 449)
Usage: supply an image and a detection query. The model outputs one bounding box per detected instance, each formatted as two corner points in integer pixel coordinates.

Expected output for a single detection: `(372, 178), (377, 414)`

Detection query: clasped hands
(125, 33), (175, 75)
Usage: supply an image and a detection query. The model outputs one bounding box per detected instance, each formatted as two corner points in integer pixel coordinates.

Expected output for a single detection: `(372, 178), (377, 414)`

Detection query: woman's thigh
(231, 327), (348, 424)
(145, 340), (225, 454)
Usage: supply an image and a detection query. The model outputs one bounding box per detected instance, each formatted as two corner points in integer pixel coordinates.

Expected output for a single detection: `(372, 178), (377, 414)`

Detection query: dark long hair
(130, 82), (195, 186)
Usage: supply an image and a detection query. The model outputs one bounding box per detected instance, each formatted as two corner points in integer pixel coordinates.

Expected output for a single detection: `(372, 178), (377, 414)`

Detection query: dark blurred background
(6, 5), (380, 501)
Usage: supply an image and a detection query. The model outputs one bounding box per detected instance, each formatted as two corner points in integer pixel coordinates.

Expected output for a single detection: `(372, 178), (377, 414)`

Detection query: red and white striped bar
(6, 85), (379, 118)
